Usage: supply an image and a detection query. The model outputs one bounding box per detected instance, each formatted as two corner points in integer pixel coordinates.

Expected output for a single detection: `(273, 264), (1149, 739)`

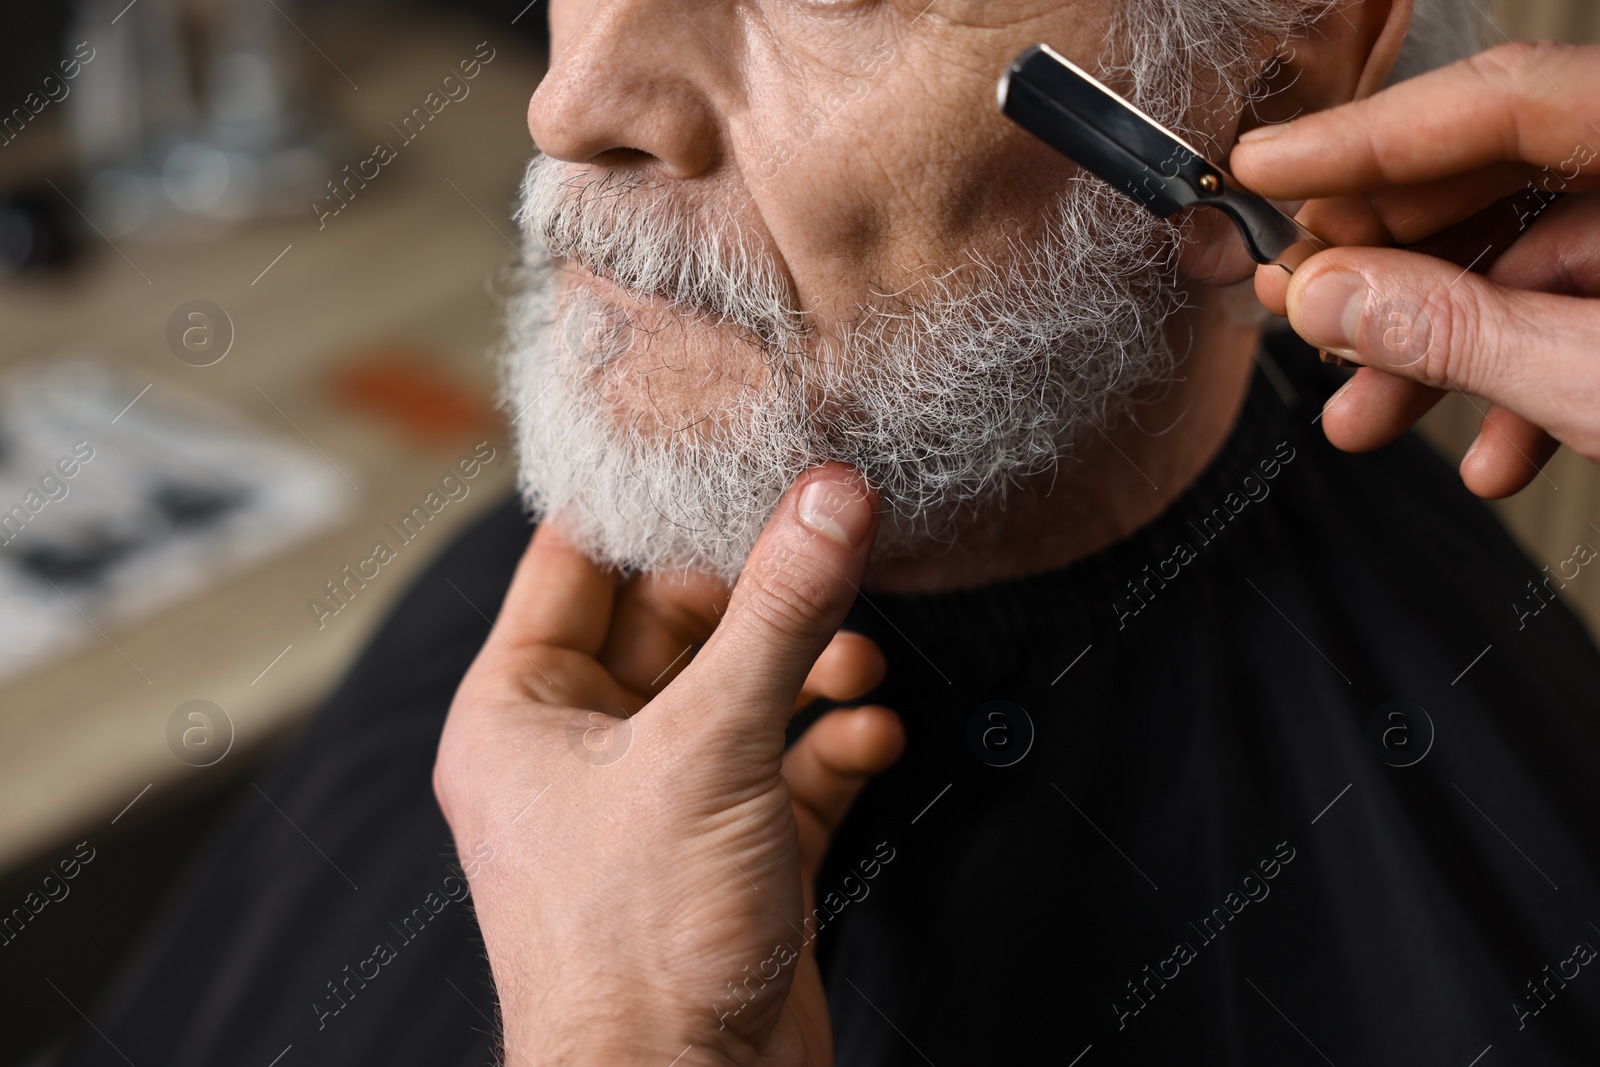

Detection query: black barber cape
(62, 332), (1600, 1066)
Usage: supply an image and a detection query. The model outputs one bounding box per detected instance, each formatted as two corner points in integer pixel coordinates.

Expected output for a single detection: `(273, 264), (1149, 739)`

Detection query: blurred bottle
(68, 0), (335, 239)
(0, 187), (82, 273)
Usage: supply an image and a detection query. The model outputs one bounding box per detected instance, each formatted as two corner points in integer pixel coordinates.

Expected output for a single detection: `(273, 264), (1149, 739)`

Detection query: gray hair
(1112, 0), (1486, 144)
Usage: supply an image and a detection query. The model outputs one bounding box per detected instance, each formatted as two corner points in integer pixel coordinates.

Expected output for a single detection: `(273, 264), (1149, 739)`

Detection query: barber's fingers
(1296, 313), (1554, 500)
(1231, 41), (1600, 201)
(1485, 191), (1600, 295)
(1460, 192), (1600, 494)
(1319, 367), (1446, 453)
(1459, 405), (1561, 499)
(666, 465), (878, 732)
(783, 705), (905, 880)
(1355, 162), (1555, 247)
(1284, 248), (1600, 464)
(1254, 195), (1396, 317)
(1254, 165), (1554, 318)
(796, 631), (886, 713)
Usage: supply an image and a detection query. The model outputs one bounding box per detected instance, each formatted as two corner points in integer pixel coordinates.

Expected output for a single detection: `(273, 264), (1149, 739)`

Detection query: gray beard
(499, 154), (1185, 583)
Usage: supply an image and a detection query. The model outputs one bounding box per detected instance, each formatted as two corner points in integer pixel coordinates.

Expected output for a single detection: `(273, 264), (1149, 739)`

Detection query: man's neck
(865, 287), (1265, 594)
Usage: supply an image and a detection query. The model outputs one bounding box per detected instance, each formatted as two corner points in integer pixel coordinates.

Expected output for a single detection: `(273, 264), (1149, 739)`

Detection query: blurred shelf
(0, 12), (546, 873)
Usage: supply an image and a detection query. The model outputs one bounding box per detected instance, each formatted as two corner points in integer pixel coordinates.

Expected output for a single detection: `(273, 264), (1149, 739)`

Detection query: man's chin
(502, 329), (787, 583)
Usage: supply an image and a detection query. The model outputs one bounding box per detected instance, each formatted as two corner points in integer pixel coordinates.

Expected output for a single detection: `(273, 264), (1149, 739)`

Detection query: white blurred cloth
(0, 357), (348, 682)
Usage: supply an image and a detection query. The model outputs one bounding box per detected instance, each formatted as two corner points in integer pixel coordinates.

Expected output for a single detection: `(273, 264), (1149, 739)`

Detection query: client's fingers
(492, 518), (618, 659)
(795, 632), (887, 712)
(670, 464), (878, 731)
(599, 570), (730, 697)
(784, 705), (906, 879)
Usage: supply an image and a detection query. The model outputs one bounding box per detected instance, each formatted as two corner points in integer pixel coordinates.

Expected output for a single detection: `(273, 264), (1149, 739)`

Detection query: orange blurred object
(328, 346), (501, 446)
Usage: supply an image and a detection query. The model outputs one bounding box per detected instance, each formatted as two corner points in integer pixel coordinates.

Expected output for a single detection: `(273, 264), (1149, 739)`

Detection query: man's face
(533, 0), (1113, 314)
(505, 0), (1255, 580)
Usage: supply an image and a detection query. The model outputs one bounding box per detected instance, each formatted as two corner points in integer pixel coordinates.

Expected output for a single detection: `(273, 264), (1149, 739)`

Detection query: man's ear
(1242, 0), (1414, 131)
(1349, 0), (1415, 99)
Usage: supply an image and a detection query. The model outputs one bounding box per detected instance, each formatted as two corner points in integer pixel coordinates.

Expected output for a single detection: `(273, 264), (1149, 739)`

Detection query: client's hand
(433, 464), (904, 1067)
(1232, 41), (1600, 499)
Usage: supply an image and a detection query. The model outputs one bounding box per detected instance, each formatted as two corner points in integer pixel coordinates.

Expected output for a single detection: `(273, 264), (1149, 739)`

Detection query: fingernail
(1297, 270), (1367, 351)
(797, 477), (872, 549)
(1238, 122), (1290, 143)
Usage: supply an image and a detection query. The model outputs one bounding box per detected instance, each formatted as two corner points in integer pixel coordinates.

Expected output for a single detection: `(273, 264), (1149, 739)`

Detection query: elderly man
(61, 0), (1600, 1064)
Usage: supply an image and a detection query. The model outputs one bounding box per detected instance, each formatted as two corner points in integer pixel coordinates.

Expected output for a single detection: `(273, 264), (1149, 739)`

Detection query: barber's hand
(1232, 41), (1600, 499)
(433, 464), (904, 1067)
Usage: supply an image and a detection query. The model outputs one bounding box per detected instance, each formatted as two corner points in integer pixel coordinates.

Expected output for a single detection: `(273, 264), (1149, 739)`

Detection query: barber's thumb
(1285, 249), (1524, 398)
(684, 464), (878, 714)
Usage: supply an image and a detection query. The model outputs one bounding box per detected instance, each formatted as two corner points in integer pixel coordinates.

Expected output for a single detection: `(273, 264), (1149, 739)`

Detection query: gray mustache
(514, 155), (806, 352)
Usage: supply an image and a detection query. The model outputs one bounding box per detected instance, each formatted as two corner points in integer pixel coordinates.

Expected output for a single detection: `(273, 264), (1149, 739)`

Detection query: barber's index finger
(1231, 44), (1600, 201)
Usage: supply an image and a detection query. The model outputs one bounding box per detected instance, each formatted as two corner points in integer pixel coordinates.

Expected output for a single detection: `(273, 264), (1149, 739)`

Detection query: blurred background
(0, 1), (547, 1060)
(0, 0), (1591, 1061)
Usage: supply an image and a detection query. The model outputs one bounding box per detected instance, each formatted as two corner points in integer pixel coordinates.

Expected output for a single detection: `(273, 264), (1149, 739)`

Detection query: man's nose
(528, 0), (724, 178)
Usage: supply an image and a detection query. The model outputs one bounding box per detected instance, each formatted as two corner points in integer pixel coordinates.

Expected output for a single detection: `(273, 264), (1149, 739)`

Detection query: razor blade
(998, 43), (1324, 268)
